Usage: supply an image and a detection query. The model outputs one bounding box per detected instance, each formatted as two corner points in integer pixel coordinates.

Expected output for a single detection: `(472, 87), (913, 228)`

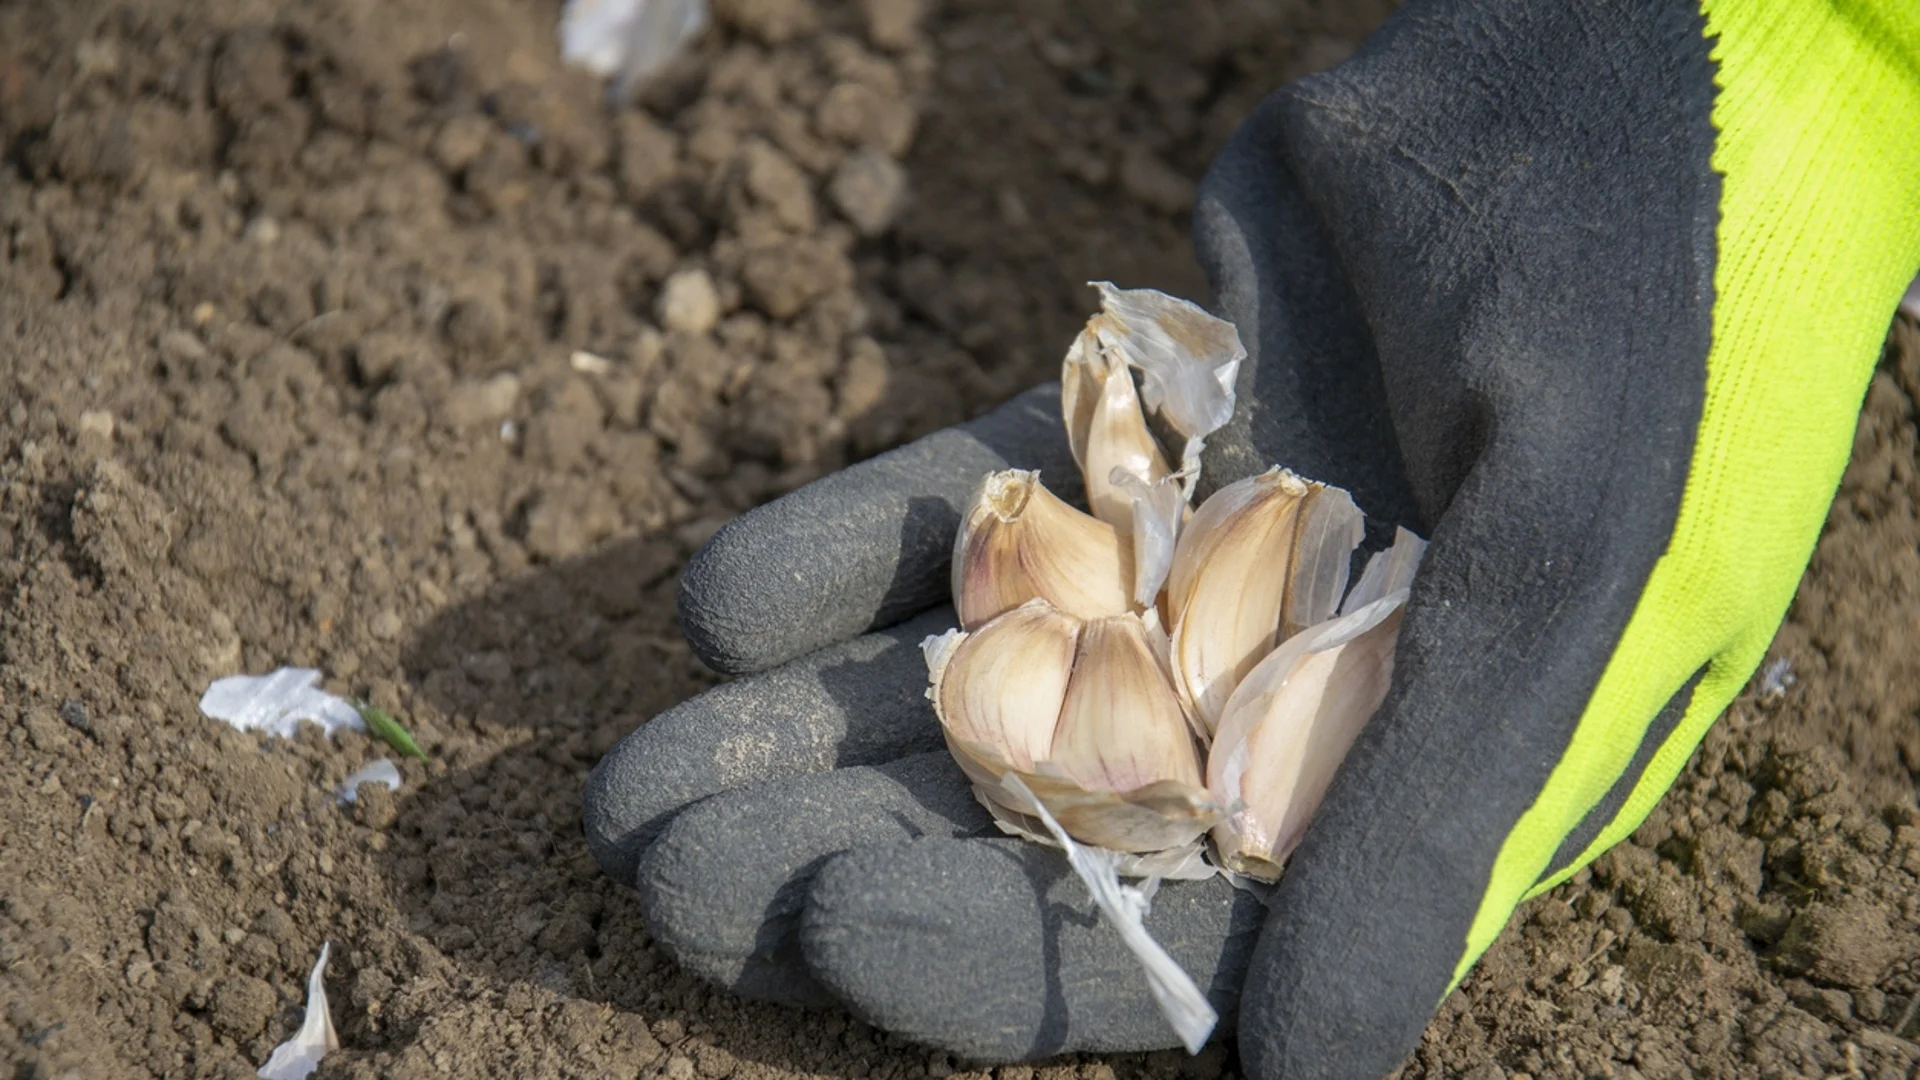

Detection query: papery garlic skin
(1206, 529), (1427, 881)
(1062, 329), (1173, 531)
(1087, 282), (1245, 475)
(951, 470), (1135, 630)
(1166, 468), (1363, 731)
(1207, 603), (1403, 880)
(1108, 468), (1189, 610)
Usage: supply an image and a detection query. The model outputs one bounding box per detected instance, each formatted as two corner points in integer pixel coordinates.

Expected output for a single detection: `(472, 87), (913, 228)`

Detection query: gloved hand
(585, 0), (1920, 1076)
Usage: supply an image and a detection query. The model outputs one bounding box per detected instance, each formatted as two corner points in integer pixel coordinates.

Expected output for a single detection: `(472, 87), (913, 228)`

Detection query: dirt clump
(2, 1), (1918, 1079)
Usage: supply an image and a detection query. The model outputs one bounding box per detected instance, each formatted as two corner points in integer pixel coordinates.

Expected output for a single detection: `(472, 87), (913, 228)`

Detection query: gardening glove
(584, 0), (1920, 1076)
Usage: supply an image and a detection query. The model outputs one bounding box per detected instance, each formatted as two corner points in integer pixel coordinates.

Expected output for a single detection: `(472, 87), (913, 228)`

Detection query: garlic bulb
(926, 282), (1423, 879)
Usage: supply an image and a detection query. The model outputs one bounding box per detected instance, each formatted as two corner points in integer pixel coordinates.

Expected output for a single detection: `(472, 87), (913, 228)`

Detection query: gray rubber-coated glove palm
(586, 1), (1762, 1075)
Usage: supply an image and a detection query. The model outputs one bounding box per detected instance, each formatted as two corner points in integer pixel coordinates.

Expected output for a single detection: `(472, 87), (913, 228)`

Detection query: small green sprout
(353, 699), (427, 760)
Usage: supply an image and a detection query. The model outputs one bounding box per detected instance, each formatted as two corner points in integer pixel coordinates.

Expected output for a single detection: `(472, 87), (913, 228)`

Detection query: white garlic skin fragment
(256, 941), (340, 1080)
(1108, 467), (1189, 611)
(560, 0), (709, 97)
(1166, 468), (1363, 732)
(951, 470), (1136, 630)
(1087, 281), (1245, 447)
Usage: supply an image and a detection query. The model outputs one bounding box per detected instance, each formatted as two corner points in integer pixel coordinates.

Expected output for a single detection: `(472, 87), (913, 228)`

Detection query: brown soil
(1, 2), (1915, 1079)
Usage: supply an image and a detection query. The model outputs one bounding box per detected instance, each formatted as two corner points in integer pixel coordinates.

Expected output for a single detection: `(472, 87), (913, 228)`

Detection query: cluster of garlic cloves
(926, 600), (1217, 855)
(925, 283), (1423, 881)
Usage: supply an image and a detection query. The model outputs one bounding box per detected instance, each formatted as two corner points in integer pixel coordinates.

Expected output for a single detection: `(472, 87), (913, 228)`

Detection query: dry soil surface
(3, 1), (1919, 1078)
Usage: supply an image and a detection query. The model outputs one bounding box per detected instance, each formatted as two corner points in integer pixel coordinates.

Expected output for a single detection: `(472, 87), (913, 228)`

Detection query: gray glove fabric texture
(675, 385), (1080, 676)
(802, 840), (1264, 1059)
(637, 752), (992, 1007)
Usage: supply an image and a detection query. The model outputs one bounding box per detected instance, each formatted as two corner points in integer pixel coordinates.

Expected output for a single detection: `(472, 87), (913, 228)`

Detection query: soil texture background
(3, 1), (1919, 1078)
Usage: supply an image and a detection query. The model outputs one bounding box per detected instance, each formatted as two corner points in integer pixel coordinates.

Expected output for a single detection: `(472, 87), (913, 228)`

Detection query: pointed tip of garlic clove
(952, 470), (1136, 630)
(1060, 333), (1172, 531)
(1061, 327), (1104, 473)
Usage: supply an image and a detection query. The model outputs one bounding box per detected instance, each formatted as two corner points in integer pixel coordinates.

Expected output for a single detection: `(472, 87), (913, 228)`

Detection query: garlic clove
(1207, 528), (1425, 880)
(928, 600), (1081, 776)
(951, 470), (1136, 629)
(932, 605), (1221, 856)
(1166, 468), (1363, 731)
(1060, 328), (1103, 475)
(1050, 614), (1205, 794)
(1206, 599), (1405, 881)
(1061, 329), (1172, 530)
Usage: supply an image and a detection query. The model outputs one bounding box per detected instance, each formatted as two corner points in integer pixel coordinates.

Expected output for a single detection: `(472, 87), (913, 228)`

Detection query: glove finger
(584, 607), (958, 884)
(802, 837), (1265, 1062)
(680, 384), (1078, 676)
(635, 752), (992, 1008)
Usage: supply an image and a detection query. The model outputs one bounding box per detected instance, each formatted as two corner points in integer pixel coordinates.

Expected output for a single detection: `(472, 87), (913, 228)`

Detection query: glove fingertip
(582, 718), (683, 885)
(584, 609), (957, 887)
(676, 516), (865, 676)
